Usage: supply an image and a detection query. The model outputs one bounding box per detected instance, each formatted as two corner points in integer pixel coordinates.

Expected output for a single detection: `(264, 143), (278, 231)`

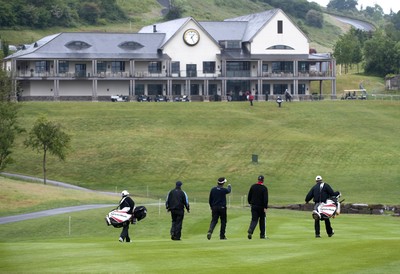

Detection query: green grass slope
(4, 100), (400, 205)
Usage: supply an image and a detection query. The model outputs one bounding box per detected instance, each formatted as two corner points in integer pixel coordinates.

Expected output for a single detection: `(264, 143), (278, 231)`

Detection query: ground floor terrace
(16, 77), (336, 102)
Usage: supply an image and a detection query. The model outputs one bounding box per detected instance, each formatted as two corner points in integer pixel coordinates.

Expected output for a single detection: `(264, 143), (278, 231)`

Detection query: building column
(331, 59), (337, 99)
(92, 79), (98, 102)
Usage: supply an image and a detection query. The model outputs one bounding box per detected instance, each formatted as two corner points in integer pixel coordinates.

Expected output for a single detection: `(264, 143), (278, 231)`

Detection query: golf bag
(312, 193), (342, 220)
(105, 206), (147, 228)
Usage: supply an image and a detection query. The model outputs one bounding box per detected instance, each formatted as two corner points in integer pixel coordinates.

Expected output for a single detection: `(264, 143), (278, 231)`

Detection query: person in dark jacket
(305, 175), (340, 238)
(247, 175), (269, 239)
(207, 177), (232, 240)
(166, 181), (190, 240)
(118, 190), (135, 243)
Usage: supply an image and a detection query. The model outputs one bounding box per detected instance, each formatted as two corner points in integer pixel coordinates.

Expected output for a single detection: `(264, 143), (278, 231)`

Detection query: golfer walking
(207, 177), (232, 240)
(118, 190), (135, 243)
(166, 181), (190, 240)
(247, 175), (269, 239)
(305, 175), (340, 238)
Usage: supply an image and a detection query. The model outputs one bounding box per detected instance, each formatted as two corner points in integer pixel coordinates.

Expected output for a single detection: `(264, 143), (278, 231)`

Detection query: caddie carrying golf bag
(312, 193), (342, 221)
(105, 206), (147, 228)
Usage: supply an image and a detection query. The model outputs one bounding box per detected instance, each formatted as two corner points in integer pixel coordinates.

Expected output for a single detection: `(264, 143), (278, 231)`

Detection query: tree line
(0, 0), (126, 28)
(333, 12), (400, 77)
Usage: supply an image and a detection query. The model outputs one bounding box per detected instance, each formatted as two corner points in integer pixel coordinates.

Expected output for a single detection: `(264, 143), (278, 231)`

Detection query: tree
(164, 0), (185, 20)
(327, 0), (357, 12)
(305, 9), (323, 28)
(363, 30), (400, 76)
(0, 69), (24, 171)
(24, 117), (71, 184)
(333, 28), (363, 74)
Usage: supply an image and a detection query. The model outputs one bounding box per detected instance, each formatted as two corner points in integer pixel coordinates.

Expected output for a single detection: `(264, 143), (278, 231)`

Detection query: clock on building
(183, 29), (200, 46)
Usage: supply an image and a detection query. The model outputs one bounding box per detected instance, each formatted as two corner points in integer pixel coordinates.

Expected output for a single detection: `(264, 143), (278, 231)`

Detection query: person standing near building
(166, 181), (190, 240)
(247, 175), (269, 239)
(249, 93), (255, 106)
(207, 177), (232, 240)
(305, 175), (340, 238)
(276, 96), (283, 107)
(118, 190), (135, 243)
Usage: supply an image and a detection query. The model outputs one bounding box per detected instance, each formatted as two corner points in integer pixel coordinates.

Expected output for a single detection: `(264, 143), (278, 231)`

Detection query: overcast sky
(307, 0), (400, 14)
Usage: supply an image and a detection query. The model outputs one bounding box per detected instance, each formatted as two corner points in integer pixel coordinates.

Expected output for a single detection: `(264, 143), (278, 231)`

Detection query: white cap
(121, 190), (129, 197)
(315, 175), (322, 181)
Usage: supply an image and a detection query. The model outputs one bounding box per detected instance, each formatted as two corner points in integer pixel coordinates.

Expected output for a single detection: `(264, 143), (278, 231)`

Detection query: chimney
(153, 25), (157, 33)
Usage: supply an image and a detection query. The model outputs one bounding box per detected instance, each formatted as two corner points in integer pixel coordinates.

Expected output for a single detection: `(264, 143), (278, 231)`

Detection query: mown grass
(0, 203), (399, 273)
(4, 100), (400, 206)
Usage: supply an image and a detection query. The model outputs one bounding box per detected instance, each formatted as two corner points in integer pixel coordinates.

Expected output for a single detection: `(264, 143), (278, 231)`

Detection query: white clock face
(183, 29), (200, 46)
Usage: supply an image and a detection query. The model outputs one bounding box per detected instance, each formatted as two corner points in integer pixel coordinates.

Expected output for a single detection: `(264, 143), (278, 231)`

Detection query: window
(273, 84), (288, 95)
(187, 64), (197, 77)
(272, 62), (293, 73)
(226, 61), (250, 77)
(65, 41), (91, 50)
(148, 84), (163, 96)
(298, 84), (306, 94)
(35, 61), (50, 73)
(58, 61), (69, 73)
(262, 64), (269, 73)
(148, 62), (161, 73)
(226, 41), (241, 49)
(111, 61), (125, 73)
(118, 41), (144, 50)
(171, 62), (180, 74)
(203, 62), (215, 73)
(277, 20), (283, 34)
(97, 61), (107, 73)
(75, 64), (86, 77)
(267, 45), (293, 50)
(135, 84), (145, 96)
(298, 62), (309, 72)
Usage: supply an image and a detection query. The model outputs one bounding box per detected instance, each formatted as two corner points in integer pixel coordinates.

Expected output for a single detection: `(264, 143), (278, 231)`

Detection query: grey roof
(199, 21), (247, 41)
(5, 32), (166, 60)
(138, 17), (191, 47)
(224, 9), (278, 42)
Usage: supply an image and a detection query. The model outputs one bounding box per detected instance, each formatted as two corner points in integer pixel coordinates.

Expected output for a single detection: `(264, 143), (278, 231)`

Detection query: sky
(307, 0), (400, 14)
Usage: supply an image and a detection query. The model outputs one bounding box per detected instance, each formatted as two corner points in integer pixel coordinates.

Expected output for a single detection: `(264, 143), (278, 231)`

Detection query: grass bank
(3, 100), (400, 205)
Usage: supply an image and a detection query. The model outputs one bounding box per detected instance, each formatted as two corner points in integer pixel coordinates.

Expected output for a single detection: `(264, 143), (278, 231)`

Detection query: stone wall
(271, 203), (400, 216)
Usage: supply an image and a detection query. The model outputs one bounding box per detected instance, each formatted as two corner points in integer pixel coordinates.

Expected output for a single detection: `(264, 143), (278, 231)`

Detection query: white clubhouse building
(4, 9), (336, 101)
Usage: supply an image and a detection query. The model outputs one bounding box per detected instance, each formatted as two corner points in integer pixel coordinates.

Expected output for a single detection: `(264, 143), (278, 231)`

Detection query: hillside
(0, 0), (362, 53)
(3, 101), (400, 206)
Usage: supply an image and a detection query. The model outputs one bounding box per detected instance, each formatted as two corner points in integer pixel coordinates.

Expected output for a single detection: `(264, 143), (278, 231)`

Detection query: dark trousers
(120, 221), (130, 242)
(315, 218), (333, 236)
(170, 210), (184, 240)
(208, 206), (227, 238)
(248, 206), (266, 238)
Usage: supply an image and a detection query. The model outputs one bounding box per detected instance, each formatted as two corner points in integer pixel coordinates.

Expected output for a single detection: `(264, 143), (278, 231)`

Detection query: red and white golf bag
(105, 206), (147, 228)
(312, 193), (342, 220)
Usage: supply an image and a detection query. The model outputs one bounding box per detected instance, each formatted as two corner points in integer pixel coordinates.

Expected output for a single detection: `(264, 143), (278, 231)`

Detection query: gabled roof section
(138, 17), (191, 47)
(5, 32), (166, 60)
(224, 9), (279, 42)
(139, 17), (220, 49)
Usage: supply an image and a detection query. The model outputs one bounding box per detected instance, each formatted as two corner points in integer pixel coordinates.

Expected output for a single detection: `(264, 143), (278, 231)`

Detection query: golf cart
(111, 95), (128, 102)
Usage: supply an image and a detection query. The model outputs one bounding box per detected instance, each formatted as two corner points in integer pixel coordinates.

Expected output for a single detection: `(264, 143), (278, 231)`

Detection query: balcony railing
(14, 69), (331, 79)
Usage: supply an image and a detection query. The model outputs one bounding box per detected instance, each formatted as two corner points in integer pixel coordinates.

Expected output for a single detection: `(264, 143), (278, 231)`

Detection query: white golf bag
(312, 193), (342, 220)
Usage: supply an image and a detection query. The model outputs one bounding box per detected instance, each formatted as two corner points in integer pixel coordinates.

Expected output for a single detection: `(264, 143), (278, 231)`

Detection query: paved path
(0, 204), (114, 224)
(332, 16), (375, 31)
(0, 172), (119, 224)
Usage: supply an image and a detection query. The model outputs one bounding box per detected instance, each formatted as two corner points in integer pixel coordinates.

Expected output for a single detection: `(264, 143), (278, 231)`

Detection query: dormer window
(118, 41), (144, 50)
(267, 45), (294, 50)
(65, 41), (91, 50)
